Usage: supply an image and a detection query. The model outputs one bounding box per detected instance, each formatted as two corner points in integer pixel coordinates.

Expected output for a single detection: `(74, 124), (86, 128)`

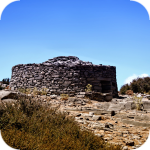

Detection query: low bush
(85, 84), (92, 92)
(126, 90), (133, 96)
(0, 96), (121, 150)
(60, 94), (69, 100)
(41, 87), (48, 95)
(119, 84), (130, 95)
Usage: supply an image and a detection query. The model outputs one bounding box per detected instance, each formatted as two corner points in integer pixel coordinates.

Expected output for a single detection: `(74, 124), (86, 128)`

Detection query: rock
(107, 103), (125, 111)
(92, 115), (101, 121)
(89, 112), (94, 116)
(0, 90), (27, 100)
(50, 95), (57, 99)
(95, 134), (104, 138)
(105, 123), (114, 129)
(1, 99), (17, 103)
(105, 95), (113, 101)
(75, 113), (82, 117)
(124, 101), (133, 110)
(122, 146), (128, 150)
(1, 84), (7, 88)
(0, 90), (12, 100)
(92, 123), (105, 129)
(111, 110), (116, 116)
(96, 102), (111, 110)
(125, 140), (134, 146)
(142, 101), (150, 110)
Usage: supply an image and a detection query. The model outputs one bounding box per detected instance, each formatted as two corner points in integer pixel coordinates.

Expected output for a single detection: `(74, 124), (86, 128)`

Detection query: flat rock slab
(0, 90), (29, 100)
(122, 119), (150, 127)
(1, 99), (17, 103)
(107, 103), (125, 111)
(142, 101), (150, 110)
(0, 90), (14, 100)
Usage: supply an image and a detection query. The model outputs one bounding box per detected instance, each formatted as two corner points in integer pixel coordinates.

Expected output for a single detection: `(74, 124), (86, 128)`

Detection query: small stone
(50, 95), (57, 99)
(126, 140), (134, 146)
(95, 134), (104, 138)
(123, 146), (128, 150)
(76, 113), (82, 117)
(92, 115), (102, 121)
(89, 112), (94, 116)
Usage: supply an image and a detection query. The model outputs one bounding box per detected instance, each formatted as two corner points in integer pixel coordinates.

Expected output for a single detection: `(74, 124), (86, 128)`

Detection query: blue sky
(0, 0), (150, 90)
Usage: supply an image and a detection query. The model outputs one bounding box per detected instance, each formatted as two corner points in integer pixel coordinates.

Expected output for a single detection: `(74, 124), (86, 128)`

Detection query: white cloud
(124, 74), (149, 85)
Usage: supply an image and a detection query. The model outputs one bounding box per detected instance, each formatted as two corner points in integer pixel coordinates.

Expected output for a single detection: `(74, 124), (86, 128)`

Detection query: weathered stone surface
(107, 103), (125, 111)
(0, 90), (12, 100)
(122, 119), (150, 127)
(9, 56), (118, 98)
(92, 115), (101, 121)
(1, 99), (17, 103)
(0, 91), (150, 150)
(125, 140), (134, 146)
(142, 101), (150, 110)
(50, 95), (57, 99)
(0, 90), (25, 100)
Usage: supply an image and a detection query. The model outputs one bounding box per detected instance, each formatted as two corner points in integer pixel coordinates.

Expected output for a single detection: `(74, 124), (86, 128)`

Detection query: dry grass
(126, 90), (133, 96)
(60, 94), (69, 100)
(0, 96), (121, 150)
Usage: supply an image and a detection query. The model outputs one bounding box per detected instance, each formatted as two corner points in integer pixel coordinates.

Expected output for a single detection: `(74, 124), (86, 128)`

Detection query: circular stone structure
(9, 56), (118, 97)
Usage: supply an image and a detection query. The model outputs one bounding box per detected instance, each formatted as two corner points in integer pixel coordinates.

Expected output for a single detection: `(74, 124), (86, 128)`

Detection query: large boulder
(142, 100), (150, 111)
(107, 102), (125, 111)
(0, 90), (28, 100)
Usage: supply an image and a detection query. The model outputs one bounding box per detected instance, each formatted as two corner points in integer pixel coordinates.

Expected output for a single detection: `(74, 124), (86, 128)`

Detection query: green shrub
(85, 84), (92, 92)
(119, 84), (130, 95)
(0, 96), (121, 150)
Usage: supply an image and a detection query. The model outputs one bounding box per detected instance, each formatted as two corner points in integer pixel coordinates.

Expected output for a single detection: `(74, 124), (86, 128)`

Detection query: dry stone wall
(9, 56), (118, 97)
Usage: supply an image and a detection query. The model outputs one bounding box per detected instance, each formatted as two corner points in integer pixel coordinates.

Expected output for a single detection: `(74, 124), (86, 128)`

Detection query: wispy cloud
(124, 74), (149, 85)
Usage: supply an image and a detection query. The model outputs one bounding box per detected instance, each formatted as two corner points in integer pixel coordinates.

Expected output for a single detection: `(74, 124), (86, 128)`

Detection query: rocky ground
(0, 90), (150, 150)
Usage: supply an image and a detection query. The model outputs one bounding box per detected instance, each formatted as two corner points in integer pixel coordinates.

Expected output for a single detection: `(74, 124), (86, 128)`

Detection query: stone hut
(9, 56), (118, 98)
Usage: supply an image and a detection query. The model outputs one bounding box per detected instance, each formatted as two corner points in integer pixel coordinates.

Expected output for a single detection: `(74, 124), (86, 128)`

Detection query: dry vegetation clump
(0, 96), (121, 150)
(133, 94), (143, 111)
(18, 87), (48, 96)
(41, 87), (48, 95)
(18, 88), (31, 94)
(125, 90), (133, 96)
(60, 94), (69, 100)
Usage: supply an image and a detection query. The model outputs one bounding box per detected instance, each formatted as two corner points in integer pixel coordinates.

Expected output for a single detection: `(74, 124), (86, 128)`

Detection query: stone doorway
(101, 81), (112, 93)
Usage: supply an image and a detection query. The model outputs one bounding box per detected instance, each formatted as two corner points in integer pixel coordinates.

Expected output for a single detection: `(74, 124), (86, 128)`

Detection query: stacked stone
(9, 56), (118, 97)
